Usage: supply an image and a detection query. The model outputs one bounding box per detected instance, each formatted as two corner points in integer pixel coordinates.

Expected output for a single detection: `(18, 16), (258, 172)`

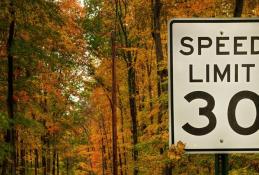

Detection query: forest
(1, 0), (259, 174)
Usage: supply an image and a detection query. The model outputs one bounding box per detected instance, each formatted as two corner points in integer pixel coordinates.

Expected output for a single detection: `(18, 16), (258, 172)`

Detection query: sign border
(169, 18), (259, 153)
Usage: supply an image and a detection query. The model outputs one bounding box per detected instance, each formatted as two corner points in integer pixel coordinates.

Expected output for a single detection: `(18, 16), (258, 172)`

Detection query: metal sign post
(215, 154), (228, 175)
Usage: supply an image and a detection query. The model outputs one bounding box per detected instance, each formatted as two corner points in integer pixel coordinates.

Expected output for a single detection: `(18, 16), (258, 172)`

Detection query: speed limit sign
(169, 19), (259, 153)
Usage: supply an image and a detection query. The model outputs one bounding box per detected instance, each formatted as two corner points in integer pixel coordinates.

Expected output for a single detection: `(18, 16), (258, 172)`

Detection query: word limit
(189, 64), (255, 83)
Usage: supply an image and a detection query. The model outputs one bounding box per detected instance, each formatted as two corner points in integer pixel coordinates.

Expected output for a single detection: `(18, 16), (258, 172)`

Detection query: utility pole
(111, 31), (118, 175)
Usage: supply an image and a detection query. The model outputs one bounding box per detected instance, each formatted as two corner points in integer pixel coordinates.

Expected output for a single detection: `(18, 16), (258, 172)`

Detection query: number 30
(182, 91), (259, 136)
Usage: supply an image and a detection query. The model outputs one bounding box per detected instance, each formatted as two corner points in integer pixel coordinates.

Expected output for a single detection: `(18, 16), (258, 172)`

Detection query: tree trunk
(115, 0), (138, 174)
(1, 159), (7, 175)
(117, 88), (128, 175)
(16, 139), (19, 170)
(99, 122), (107, 174)
(34, 149), (38, 175)
(127, 64), (138, 175)
(151, 0), (172, 174)
(56, 153), (59, 175)
(8, 18), (16, 175)
(163, 163), (173, 175)
(101, 136), (106, 175)
(89, 153), (93, 175)
(52, 148), (56, 175)
(46, 140), (51, 174)
(111, 31), (118, 175)
(137, 67), (146, 112)
(0, 164), (2, 174)
(20, 140), (26, 175)
(66, 158), (69, 175)
(118, 147), (123, 175)
(146, 57), (154, 124)
(30, 149), (33, 169)
(42, 136), (47, 175)
(151, 0), (166, 124)
(2, 0), (17, 174)
(100, 114), (113, 173)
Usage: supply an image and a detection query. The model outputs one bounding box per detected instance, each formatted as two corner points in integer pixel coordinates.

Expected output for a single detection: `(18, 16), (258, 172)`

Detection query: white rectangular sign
(169, 19), (259, 153)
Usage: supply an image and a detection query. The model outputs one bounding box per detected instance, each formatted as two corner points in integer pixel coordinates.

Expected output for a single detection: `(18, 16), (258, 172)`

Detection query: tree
(3, 0), (16, 174)
(0, 0), (88, 174)
(151, 0), (166, 124)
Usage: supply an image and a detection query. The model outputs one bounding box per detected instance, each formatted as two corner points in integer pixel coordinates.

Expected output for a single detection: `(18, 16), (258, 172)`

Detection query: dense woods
(1, 0), (259, 174)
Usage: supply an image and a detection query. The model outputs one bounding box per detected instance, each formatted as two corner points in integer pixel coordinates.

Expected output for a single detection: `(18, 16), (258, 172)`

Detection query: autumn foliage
(0, 0), (259, 175)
